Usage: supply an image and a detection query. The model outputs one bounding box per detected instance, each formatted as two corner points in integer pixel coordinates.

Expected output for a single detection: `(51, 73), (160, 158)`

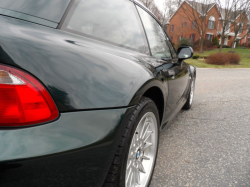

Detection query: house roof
(187, 1), (215, 15)
(168, 0), (218, 22)
(220, 8), (244, 20)
(168, 0), (249, 25)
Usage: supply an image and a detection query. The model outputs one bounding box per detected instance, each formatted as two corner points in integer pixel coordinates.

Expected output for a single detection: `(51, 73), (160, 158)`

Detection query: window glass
(192, 20), (196, 28)
(206, 34), (213, 41)
(238, 23), (243, 33)
(137, 6), (172, 59)
(64, 0), (148, 54)
(191, 34), (195, 42)
(208, 20), (215, 29)
(170, 25), (174, 32)
(225, 22), (230, 31)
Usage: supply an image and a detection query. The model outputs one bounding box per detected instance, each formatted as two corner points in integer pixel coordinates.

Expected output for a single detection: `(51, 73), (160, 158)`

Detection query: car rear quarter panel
(0, 16), (154, 112)
(0, 107), (135, 187)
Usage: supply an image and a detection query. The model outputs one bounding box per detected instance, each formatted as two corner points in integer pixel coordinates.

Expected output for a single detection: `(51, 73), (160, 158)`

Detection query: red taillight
(0, 65), (59, 127)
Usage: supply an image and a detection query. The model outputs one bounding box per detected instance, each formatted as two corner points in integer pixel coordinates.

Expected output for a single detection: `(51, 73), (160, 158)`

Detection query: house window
(183, 22), (186, 27)
(192, 20), (196, 29)
(179, 36), (182, 41)
(208, 16), (215, 29)
(190, 34), (195, 42)
(225, 22), (230, 31)
(170, 25), (174, 32)
(238, 23), (243, 33)
(206, 34), (213, 41)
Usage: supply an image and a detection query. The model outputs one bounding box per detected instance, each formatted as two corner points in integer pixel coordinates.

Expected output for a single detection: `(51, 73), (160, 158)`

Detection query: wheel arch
(189, 65), (196, 78)
(129, 79), (167, 124)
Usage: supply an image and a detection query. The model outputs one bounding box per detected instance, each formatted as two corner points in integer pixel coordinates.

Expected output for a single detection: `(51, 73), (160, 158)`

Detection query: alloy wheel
(125, 112), (158, 187)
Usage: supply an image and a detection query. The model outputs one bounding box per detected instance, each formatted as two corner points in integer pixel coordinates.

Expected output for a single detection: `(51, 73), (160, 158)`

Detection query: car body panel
(0, 106), (135, 187)
(0, 1), (196, 186)
(0, 16), (157, 112)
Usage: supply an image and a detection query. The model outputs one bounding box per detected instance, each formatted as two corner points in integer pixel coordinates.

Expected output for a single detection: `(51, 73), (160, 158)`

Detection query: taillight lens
(0, 65), (59, 127)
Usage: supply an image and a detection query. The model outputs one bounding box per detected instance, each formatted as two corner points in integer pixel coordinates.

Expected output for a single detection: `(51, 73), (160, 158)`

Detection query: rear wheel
(104, 97), (159, 187)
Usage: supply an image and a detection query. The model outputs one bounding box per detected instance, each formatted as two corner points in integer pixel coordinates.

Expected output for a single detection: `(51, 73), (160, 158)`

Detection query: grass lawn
(186, 48), (250, 68)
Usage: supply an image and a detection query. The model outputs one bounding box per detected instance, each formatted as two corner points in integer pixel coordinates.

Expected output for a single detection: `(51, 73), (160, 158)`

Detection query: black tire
(103, 97), (160, 187)
(183, 77), (195, 110)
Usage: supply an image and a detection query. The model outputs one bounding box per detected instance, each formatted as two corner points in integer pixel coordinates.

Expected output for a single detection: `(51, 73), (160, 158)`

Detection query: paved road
(150, 69), (250, 187)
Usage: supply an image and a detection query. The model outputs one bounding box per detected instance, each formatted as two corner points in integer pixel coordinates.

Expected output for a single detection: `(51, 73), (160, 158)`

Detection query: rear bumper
(0, 107), (135, 187)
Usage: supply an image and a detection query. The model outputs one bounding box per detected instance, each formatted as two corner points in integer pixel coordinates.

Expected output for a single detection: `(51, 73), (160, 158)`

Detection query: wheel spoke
(135, 167), (141, 185)
(127, 160), (132, 170)
(126, 168), (132, 186)
(141, 155), (150, 160)
(140, 117), (149, 138)
(141, 122), (150, 140)
(131, 170), (136, 187)
(138, 161), (146, 173)
(128, 171), (135, 187)
(143, 142), (152, 150)
(143, 130), (153, 143)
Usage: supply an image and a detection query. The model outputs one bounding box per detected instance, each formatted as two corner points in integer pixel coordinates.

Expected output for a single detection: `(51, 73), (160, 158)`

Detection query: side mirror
(177, 46), (193, 60)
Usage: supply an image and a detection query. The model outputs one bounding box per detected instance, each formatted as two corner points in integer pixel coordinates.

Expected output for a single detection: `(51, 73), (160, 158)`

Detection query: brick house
(167, 1), (249, 48)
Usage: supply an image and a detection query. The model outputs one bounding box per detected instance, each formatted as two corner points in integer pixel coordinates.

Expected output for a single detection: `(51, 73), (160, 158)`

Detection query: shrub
(229, 53), (241, 64)
(192, 55), (199, 59)
(206, 53), (241, 65)
(212, 36), (219, 46)
(177, 38), (193, 48)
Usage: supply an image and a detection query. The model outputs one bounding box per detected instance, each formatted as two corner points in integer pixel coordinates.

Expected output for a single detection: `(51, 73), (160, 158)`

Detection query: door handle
(167, 70), (175, 79)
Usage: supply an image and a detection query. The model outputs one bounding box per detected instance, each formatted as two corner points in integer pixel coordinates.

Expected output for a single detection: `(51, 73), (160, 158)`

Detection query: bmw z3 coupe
(0, 0), (196, 186)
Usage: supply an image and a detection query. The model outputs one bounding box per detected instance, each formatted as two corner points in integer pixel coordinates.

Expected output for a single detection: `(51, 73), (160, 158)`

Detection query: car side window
(137, 6), (172, 59)
(62, 0), (149, 54)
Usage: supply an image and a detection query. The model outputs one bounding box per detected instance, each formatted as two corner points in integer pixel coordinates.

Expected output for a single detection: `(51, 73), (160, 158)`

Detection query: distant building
(167, 0), (249, 47)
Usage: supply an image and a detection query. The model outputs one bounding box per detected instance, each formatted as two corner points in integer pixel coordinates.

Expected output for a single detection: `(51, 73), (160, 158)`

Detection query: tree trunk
(199, 35), (204, 53)
(219, 35), (223, 53)
(231, 36), (235, 52)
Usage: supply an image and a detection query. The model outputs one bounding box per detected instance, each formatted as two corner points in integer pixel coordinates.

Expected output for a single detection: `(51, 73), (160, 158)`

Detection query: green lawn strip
(186, 48), (250, 68)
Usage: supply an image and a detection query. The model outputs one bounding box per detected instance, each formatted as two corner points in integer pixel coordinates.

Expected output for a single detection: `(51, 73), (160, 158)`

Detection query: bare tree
(151, 3), (164, 21)
(180, 0), (217, 53)
(137, 0), (163, 22)
(137, 0), (154, 9)
(161, 0), (183, 25)
(229, 0), (250, 52)
(215, 0), (250, 52)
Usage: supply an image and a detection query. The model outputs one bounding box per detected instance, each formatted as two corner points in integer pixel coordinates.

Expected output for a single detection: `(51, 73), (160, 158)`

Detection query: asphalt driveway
(150, 68), (250, 187)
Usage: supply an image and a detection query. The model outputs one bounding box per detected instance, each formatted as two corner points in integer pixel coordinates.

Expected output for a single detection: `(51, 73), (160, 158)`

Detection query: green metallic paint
(0, 107), (129, 162)
(0, 16), (157, 112)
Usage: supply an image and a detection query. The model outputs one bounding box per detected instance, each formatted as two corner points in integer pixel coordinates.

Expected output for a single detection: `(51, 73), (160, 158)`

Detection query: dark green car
(0, 0), (196, 186)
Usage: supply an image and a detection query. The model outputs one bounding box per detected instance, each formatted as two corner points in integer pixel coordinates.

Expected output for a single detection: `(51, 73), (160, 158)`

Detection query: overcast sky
(155, 0), (229, 13)
(155, 0), (165, 12)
